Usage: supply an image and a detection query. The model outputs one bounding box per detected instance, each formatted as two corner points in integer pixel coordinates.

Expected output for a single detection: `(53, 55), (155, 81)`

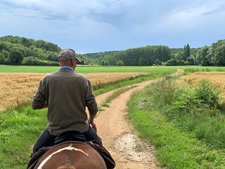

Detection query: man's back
(32, 70), (98, 135)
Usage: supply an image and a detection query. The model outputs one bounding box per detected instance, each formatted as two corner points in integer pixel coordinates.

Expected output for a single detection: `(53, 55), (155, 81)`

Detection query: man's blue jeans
(32, 126), (102, 154)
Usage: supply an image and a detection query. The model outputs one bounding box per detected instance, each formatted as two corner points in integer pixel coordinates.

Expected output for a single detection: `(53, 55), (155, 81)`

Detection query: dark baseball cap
(58, 49), (81, 62)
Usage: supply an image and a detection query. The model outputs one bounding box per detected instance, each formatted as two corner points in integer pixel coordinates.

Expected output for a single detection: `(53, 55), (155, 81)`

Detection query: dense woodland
(0, 35), (225, 66)
(84, 40), (225, 66)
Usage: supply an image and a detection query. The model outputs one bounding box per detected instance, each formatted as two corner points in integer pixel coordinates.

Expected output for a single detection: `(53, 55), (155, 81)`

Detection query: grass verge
(0, 105), (47, 169)
(127, 78), (225, 169)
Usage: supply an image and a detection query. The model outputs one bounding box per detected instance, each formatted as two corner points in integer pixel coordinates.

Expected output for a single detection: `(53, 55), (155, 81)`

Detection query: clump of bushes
(163, 59), (190, 66)
(148, 77), (179, 107)
(166, 79), (221, 114)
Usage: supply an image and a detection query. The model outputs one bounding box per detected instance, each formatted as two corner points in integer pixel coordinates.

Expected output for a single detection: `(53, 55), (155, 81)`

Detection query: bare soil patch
(115, 133), (157, 164)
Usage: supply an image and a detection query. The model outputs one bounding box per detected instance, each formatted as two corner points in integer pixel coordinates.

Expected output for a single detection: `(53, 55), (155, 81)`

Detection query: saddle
(54, 130), (86, 144)
(27, 131), (115, 169)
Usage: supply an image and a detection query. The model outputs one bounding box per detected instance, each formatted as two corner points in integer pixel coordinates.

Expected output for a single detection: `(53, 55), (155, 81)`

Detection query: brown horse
(34, 142), (107, 169)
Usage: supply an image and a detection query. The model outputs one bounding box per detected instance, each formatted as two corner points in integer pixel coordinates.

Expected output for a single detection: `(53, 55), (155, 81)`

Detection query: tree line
(100, 45), (171, 66)
(1, 35), (225, 66)
(93, 45), (183, 66)
(195, 40), (225, 66)
(86, 39), (225, 66)
(168, 40), (225, 66)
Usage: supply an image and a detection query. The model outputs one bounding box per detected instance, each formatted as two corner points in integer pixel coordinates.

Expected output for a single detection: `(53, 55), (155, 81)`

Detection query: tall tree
(117, 60), (124, 66)
(184, 44), (190, 60)
(214, 45), (225, 66)
(8, 49), (24, 65)
(196, 46), (210, 66)
(0, 53), (6, 64)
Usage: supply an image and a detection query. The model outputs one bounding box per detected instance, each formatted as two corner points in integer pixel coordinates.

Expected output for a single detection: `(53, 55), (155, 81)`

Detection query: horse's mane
(57, 166), (76, 169)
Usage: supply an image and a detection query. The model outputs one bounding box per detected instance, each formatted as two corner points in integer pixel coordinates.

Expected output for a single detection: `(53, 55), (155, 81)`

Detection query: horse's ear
(57, 166), (76, 169)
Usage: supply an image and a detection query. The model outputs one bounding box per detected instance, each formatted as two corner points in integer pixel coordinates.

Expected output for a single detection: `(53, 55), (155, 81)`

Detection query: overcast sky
(1, 0), (225, 53)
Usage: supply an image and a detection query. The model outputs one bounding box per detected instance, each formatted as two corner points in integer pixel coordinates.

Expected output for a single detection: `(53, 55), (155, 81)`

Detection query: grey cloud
(203, 6), (225, 15)
(0, 1), (21, 9)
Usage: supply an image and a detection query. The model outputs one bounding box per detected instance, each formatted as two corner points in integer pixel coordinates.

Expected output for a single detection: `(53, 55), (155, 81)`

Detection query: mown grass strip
(127, 84), (225, 169)
(101, 86), (136, 108)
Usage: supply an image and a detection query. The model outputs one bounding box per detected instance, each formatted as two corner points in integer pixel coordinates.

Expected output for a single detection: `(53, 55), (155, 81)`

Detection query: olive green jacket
(32, 69), (98, 135)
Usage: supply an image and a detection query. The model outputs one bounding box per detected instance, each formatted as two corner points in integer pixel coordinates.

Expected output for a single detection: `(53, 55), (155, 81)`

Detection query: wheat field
(0, 72), (146, 112)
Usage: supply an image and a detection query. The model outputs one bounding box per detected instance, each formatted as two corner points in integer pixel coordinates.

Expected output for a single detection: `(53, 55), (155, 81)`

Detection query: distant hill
(0, 35), (93, 65)
(0, 35), (61, 52)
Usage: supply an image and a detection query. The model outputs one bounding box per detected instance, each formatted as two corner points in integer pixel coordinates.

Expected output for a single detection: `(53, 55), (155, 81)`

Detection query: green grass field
(0, 64), (179, 73)
(1, 64), (225, 74)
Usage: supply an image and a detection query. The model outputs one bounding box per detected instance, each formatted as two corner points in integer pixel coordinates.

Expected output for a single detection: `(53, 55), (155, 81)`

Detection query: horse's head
(57, 166), (76, 169)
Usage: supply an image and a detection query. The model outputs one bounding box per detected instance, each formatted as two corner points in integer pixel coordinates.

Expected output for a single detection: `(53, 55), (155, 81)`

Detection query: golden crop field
(0, 72), (147, 112)
(179, 71), (225, 101)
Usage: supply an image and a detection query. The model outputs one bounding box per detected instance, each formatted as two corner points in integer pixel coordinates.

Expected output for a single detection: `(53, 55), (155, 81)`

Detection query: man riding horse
(27, 49), (115, 168)
(31, 49), (102, 155)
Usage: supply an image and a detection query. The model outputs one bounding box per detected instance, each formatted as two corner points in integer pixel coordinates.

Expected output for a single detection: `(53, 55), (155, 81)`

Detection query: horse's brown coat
(34, 143), (106, 169)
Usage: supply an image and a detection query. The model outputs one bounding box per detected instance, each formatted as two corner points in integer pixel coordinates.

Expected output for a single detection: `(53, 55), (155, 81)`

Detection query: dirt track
(95, 69), (183, 169)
